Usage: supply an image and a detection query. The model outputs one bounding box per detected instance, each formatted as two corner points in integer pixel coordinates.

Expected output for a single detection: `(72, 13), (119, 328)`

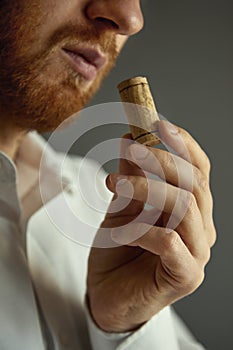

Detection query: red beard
(0, 2), (118, 132)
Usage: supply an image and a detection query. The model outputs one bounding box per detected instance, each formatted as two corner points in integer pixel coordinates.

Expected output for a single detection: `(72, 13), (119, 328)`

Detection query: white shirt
(0, 131), (205, 349)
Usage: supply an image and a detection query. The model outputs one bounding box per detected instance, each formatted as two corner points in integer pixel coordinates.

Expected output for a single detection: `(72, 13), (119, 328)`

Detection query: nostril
(94, 17), (119, 30)
(85, 0), (144, 36)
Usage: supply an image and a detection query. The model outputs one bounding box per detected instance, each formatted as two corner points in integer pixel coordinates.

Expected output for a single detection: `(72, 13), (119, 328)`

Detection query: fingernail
(165, 122), (179, 135)
(111, 228), (122, 244)
(110, 174), (128, 186)
(130, 144), (149, 160)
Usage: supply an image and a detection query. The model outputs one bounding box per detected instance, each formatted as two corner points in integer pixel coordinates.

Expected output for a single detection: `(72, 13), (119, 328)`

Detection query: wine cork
(117, 77), (160, 146)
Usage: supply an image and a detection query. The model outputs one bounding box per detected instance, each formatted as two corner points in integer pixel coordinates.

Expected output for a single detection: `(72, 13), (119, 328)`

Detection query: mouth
(61, 46), (107, 81)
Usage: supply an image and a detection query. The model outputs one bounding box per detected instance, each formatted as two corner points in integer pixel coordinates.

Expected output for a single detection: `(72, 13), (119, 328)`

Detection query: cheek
(115, 35), (128, 53)
(16, 1), (67, 52)
(37, 0), (84, 37)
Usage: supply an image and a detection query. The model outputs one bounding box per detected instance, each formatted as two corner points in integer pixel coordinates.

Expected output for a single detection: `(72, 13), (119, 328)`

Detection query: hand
(87, 120), (216, 333)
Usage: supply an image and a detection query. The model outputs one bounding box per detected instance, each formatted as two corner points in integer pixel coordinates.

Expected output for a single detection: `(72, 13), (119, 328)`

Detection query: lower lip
(62, 49), (98, 81)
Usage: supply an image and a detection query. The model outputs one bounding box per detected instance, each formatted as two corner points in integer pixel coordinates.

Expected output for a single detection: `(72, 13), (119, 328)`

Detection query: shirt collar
(15, 131), (72, 222)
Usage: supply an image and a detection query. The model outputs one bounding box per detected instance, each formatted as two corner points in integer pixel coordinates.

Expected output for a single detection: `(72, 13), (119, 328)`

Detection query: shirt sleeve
(0, 152), (45, 350)
(86, 304), (206, 350)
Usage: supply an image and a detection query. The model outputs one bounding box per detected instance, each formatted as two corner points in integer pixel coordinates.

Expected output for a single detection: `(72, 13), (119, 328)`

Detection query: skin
(0, 0), (142, 158)
(88, 126), (216, 332)
(0, 0), (216, 334)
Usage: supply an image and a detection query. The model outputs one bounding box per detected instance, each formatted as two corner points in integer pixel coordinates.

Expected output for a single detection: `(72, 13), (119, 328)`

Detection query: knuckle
(179, 190), (197, 216)
(205, 248), (211, 264)
(194, 169), (209, 192)
(186, 192), (198, 214)
(200, 247), (211, 265)
(182, 268), (205, 295)
(209, 225), (217, 247)
(203, 154), (211, 172)
(162, 231), (179, 252)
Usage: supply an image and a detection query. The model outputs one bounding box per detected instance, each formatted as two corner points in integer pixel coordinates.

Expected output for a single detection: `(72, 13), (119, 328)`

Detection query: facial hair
(0, 2), (118, 132)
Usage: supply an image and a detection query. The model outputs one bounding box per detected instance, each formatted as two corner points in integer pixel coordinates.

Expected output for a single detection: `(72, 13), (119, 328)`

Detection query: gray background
(46, 1), (232, 349)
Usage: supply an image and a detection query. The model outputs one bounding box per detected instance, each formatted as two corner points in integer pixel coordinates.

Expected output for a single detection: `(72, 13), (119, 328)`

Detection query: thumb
(105, 134), (145, 218)
(118, 133), (145, 177)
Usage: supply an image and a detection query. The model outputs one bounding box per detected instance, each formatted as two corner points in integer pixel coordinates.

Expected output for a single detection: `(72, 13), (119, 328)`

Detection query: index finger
(158, 121), (211, 176)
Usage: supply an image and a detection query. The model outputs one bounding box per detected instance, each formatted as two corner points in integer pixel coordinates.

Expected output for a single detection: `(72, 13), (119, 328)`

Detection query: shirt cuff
(85, 303), (180, 350)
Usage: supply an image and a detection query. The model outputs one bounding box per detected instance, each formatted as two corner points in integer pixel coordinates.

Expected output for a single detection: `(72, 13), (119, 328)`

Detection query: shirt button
(59, 330), (70, 347)
(63, 185), (74, 195)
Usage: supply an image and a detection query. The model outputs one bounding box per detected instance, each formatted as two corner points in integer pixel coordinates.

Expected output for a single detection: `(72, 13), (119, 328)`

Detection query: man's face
(0, 0), (143, 132)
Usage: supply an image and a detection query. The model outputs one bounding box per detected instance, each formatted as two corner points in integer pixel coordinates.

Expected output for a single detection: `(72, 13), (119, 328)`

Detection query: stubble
(0, 2), (118, 132)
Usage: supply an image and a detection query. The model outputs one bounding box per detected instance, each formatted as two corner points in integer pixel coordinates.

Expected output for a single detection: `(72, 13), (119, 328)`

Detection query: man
(0, 1), (216, 349)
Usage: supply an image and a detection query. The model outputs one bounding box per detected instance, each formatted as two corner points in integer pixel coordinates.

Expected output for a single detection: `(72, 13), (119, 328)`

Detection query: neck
(0, 122), (27, 162)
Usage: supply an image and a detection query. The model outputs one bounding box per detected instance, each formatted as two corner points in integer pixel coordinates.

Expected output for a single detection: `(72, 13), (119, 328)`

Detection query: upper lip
(62, 46), (107, 70)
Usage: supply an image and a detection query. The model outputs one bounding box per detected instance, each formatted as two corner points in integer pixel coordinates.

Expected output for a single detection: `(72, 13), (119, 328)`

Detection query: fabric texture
(0, 132), (206, 349)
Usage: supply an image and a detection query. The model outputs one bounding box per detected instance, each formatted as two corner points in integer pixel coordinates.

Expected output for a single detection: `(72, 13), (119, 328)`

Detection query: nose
(86, 0), (144, 36)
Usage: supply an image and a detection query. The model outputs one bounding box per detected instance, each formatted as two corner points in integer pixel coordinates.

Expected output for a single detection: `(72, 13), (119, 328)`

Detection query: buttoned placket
(1, 134), (74, 350)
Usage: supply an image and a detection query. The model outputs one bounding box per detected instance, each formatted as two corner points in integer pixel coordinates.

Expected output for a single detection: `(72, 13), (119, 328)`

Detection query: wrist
(87, 291), (158, 333)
